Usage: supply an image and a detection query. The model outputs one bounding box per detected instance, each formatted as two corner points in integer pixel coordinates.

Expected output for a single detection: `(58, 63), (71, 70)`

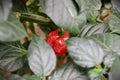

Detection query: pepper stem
(59, 28), (64, 37)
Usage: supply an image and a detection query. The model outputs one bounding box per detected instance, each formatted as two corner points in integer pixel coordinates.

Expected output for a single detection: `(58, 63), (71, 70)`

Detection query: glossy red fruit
(47, 29), (69, 41)
(52, 38), (67, 56)
(46, 29), (70, 56)
(23, 0), (28, 3)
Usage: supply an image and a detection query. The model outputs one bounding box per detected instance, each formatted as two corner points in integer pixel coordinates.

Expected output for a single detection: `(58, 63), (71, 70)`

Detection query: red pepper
(23, 0), (28, 4)
(46, 29), (70, 56)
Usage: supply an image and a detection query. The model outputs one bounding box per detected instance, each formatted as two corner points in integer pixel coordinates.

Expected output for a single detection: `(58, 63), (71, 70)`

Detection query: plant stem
(20, 13), (51, 24)
(42, 73), (46, 80)
(42, 77), (46, 80)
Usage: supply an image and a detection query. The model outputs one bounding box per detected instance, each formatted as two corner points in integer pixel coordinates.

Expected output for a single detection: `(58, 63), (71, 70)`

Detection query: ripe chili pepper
(23, 0), (28, 4)
(46, 29), (70, 56)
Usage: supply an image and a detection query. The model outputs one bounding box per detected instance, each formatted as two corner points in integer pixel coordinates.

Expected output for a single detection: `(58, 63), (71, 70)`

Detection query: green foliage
(27, 75), (42, 80)
(67, 37), (105, 68)
(79, 23), (108, 37)
(0, 13), (27, 41)
(49, 61), (89, 80)
(109, 56), (120, 80)
(111, 0), (120, 12)
(0, 0), (12, 21)
(0, 42), (27, 72)
(6, 74), (26, 80)
(39, 0), (87, 34)
(28, 35), (56, 76)
(109, 13), (120, 34)
(0, 0), (120, 80)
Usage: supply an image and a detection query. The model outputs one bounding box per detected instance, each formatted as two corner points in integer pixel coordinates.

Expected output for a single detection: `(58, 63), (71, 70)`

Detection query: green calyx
(88, 67), (103, 79)
(59, 28), (64, 37)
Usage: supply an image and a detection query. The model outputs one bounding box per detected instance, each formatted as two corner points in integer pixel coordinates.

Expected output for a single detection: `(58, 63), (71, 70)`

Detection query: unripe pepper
(46, 29), (70, 56)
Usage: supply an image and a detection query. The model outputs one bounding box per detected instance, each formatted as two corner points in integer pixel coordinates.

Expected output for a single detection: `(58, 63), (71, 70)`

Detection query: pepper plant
(0, 0), (120, 80)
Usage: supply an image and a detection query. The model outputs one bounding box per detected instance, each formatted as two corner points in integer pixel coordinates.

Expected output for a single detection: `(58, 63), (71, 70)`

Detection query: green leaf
(85, 10), (99, 23)
(39, 0), (86, 34)
(102, 0), (112, 9)
(27, 75), (42, 80)
(49, 76), (63, 80)
(6, 74), (26, 80)
(80, 23), (109, 37)
(0, 75), (5, 80)
(91, 33), (120, 54)
(111, 0), (120, 12)
(75, 0), (101, 24)
(28, 35), (56, 76)
(103, 52), (115, 68)
(15, 60), (30, 76)
(0, 42), (26, 72)
(109, 56), (120, 80)
(0, 0), (12, 21)
(109, 13), (120, 34)
(0, 13), (27, 41)
(50, 61), (88, 80)
(67, 37), (105, 68)
(91, 33), (120, 67)
(75, 0), (102, 12)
